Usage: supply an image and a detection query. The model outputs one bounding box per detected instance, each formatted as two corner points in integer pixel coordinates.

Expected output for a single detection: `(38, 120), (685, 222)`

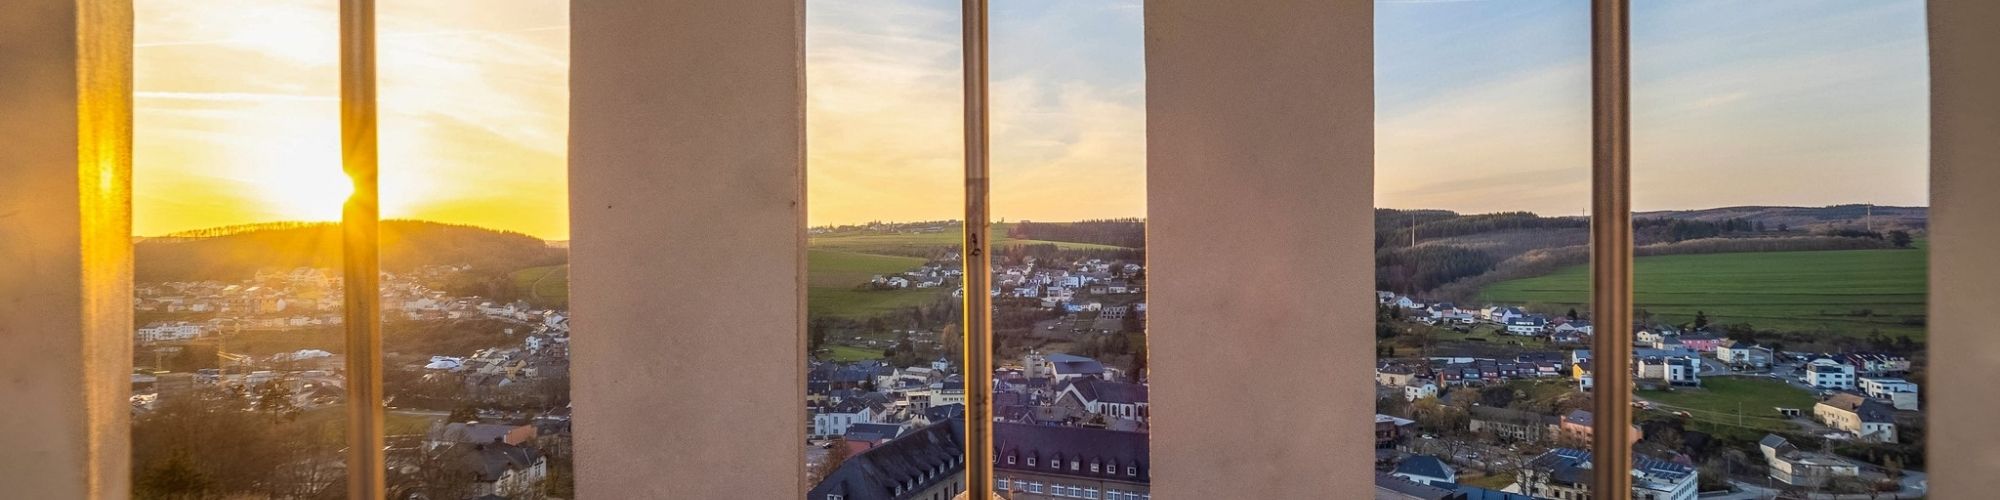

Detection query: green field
(1637, 377), (1816, 432)
(822, 344), (885, 362)
(807, 250), (944, 319)
(511, 264), (570, 306)
(1479, 249), (1926, 338)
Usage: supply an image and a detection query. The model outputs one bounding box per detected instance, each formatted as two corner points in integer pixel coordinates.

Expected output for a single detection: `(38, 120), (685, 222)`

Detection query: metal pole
(960, 0), (994, 498)
(339, 0), (385, 498)
(1590, 0), (1633, 498)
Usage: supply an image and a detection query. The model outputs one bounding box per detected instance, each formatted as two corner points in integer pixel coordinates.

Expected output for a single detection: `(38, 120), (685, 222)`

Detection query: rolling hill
(136, 220), (566, 282)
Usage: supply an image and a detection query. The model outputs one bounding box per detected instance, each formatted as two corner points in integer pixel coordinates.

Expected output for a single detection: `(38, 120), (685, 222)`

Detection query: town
(1371, 292), (1926, 499)
(129, 265), (575, 499)
(805, 242), (1153, 500)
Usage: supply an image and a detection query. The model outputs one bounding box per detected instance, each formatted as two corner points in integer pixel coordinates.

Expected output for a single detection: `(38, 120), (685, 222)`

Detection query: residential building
(1716, 341), (1772, 369)
(993, 423), (1149, 500)
(1858, 377), (1921, 410)
(1391, 455), (1456, 487)
(1374, 472), (1457, 500)
(1376, 414), (1416, 449)
(813, 399), (876, 439)
(1405, 381), (1439, 402)
(1676, 334), (1721, 353)
(1377, 364), (1418, 387)
(1806, 358), (1857, 390)
(1636, 355), (1701, 387)
(1758, 434), (1861, 488)
(1557, 410), (1640, 447)
(1053, 377), (1149, 423)
(1841, 353), (1913, 375)
(1517, 448), (1697, 500)
(1814, 392), (1899, 443)
(809, 419), (967, 500)
(1551, 320), (1592, 336)
(1504, 315), (1548, 336)
(447, 440), (548, 499)
(135, 321), (204, 343)
(1467, 406), (1557, 442)
(1026, 352), (1117, 382)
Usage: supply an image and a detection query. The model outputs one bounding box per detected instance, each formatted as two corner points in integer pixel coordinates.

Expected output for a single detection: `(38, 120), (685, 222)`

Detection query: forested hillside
(136, 220), (566, 283)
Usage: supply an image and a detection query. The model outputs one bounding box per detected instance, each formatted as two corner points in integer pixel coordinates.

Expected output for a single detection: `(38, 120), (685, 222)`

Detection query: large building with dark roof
(992, 422), (1149, 500)
(1516, 448), (1697, 500)
(808, 419), (967, 500)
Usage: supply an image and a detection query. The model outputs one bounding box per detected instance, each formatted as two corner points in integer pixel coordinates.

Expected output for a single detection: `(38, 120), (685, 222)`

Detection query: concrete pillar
(1145, 0), (1376, 496)
(0, 1), (134, 498)
(1927, 0), (2000, 495)
(567, 0), (806, 497)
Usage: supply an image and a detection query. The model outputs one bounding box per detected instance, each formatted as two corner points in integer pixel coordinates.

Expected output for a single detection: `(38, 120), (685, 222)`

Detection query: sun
(256, 165), (355, 222)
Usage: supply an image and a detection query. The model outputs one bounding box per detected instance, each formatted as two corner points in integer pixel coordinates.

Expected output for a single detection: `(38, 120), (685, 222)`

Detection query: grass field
(807, 250), (947, 319)
(1478, 249), (1926, 338)
(822, 344), (885, 362)
(510, 264), (570, 306)
(1637, 377), (1816, 432)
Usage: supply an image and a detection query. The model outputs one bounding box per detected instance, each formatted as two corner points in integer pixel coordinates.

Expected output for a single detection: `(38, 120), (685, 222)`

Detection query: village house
(1806, 358), (1857, 390)
(1858, 377), (1921, 410)
(1468, 406), (1557, 442)
(1390, 455), (1456, 488)
(1758, 434), (1861, 488)
(1841, 353), (1913, 375)
(1814, 392), (1898, 443)
(1404, 381), (1439, 402)
(1375, 414), (1416, 449)
(1716, 341), (1772, 369)
(1551, 320), (1593, 336)
(1636, 355), (1702, 387)
(812, 399), (877, 439)
(135, 321), (204, 343)
(1504, 315), (1548, 335)
(1053, 378), (1148, 424)
(1376, 364), (1418, 387)
(1558, 410), (1640, 447)
(1675, 334), (1722, 352)
(1517, 448), (1697, 500)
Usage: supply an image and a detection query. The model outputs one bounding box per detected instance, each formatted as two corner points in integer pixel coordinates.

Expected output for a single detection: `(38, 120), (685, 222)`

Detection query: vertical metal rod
(1590, 0), (1633, 497)
(339, 0), (385, 498)
(960, 0), (994, 498)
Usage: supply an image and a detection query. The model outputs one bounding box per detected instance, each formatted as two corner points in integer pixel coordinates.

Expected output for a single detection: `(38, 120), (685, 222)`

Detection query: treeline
(1634, 217), (1761, 243)
(1376, 245), (1498, 295)
(137, 220), (565, 282)
(997, 243), (1144, 265)
(1377, 211), (1586, 249)
(1007, 218), (1146, 249)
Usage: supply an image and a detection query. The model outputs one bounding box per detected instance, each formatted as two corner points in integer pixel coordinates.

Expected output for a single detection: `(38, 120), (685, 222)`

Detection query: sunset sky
(133, 0), (1928, 240)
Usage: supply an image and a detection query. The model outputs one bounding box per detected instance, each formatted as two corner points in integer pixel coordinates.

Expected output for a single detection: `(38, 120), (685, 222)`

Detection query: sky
(133, 0), (1928, 240)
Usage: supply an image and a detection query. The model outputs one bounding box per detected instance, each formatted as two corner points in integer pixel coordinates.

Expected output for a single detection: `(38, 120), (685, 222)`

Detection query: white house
(1717, 341), (1772, 369)
(1404, 381), (1439, 402)
(1505, 316), (1548, 335)
(136, 322), (204, 343)
(1805, 358), (1856, 390)
(1858, 377), (1921, 411)
(812, 401), (874, 438)
(1637, 355), (1701, 387)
